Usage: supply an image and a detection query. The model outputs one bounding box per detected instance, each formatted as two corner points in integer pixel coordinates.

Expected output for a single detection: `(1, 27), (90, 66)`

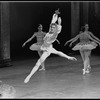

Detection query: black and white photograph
(0, 1), (100, 98)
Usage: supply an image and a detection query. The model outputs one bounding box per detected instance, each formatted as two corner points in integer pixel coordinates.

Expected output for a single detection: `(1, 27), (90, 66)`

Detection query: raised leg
(51, 48), (77, 61)
(38, 50), (45, 71)
(24, 51), (50, 83)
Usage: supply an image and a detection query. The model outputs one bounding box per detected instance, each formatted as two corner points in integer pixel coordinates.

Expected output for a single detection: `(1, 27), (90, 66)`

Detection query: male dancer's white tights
(24, 47), (75, 83)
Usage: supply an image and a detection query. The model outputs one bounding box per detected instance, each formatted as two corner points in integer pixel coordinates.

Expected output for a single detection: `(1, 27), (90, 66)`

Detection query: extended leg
(24, 51), (50, 83)
(38, 50), (45, 71)
(51, 48), (77, 61)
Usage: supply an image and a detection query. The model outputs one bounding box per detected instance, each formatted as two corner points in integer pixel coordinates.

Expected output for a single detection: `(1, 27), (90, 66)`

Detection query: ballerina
(64, 24), (100, 75)
(22, 24), (46, 71)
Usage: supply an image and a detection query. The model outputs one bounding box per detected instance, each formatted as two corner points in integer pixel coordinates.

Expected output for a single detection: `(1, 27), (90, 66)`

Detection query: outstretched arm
(88, 33), (100, 46)
(51, 14), (58, 24)
(57, 17), (62, 34)
(69, 36), (79, 47)
(22, 33), (36, 47)
(64, 34), (79, 46)
(89, 32), (100, 42)
(51, 8), (60, 24)
(49, 9), (61, 32)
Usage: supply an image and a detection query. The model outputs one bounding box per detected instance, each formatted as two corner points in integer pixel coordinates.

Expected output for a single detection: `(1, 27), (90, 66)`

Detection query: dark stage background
(10, 2), (71, 60)
(9, 2), (100, 60)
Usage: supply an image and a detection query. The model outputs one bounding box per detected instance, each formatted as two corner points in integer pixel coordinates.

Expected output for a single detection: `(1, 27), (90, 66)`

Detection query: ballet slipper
(82, 69), (86, 75)
(85, 65), (91, 73)
(85, 69), (90, 73)
(24, 76), (31, 83)
(39, 68), (45, 71)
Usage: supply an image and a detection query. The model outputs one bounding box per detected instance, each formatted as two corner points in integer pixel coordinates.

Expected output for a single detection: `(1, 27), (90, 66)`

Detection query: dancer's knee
(36, 59), (44, 66)
(36, 60), (41, 66)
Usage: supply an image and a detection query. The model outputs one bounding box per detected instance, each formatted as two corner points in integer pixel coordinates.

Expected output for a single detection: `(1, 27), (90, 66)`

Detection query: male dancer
(24, 9), (77, 83)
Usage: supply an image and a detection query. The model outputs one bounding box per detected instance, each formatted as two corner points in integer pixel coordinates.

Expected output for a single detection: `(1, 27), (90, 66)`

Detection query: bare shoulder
(79, 31), (84, 37)
(34, 32), (38, 35)
(32, 32), (37, 37)
(79, 31), (82, 34)
(88, 31), (92, 34)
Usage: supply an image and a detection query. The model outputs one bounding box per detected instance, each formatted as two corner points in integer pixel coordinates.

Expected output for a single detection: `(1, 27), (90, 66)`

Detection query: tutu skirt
(72, 41), (98, 51)
(29, 42), (42, 51)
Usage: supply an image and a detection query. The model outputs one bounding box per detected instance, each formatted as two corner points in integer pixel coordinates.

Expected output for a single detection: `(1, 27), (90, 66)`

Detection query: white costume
(24, 11), (77, 83)
(72, 41), (98, 51)
(72, 31), (98, 51)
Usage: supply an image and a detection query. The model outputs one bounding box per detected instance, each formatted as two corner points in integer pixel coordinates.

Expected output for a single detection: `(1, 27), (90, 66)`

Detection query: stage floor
(0, 54), (100, 98)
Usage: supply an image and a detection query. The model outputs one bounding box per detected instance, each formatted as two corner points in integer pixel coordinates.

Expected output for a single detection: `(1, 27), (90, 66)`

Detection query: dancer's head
(84, 24), (89, 31)
(38, 24), (43, 31)
(49, 23), (57, 33)
(81, 24), (89, 32)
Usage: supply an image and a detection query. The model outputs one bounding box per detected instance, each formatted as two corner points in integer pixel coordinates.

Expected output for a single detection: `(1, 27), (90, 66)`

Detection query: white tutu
(72, 41), (98, 51)
(29, 42), (42, 51)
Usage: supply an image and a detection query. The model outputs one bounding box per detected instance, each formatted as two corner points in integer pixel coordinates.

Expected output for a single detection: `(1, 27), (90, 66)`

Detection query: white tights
(24, 47), (75, 83)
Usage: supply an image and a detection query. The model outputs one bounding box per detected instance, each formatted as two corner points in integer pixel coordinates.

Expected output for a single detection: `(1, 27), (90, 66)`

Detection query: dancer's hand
(64, 41), (68, 46)
(22, 43), (26, 47)
(69, 42), (72, 47)
(55, 8), (60, 15)
(68, 57), (77, 61)
(39, 68), (45, 71)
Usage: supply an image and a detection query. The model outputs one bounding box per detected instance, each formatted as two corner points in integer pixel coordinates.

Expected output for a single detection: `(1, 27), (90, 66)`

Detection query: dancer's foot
(85, 69), (90, 73)
(85, 65), (91, 73)
(82, 69), (86, 75)
(68, 57), (77, 61)
(39, 68), (45, 71)
(24, 76), (31, 83)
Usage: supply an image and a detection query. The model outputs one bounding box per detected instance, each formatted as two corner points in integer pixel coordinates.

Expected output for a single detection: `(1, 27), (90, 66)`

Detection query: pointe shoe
(85, 66), (91, 73)
(39, 68), (45, 71)
(85, 69), (90, 73)
(82, 69), (86, 75)
(24, 76), (30, 83)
